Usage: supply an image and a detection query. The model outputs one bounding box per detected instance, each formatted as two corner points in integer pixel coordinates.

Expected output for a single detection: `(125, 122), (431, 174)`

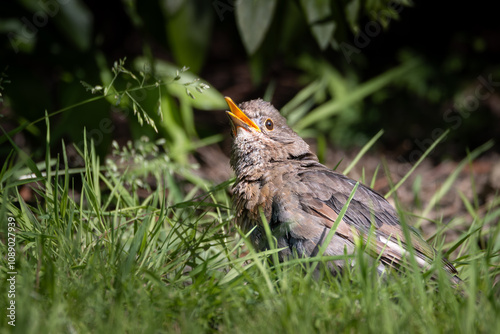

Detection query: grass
(1, 117), (500, 333)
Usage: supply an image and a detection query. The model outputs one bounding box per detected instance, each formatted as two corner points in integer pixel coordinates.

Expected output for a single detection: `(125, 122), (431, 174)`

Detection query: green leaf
(163, 0), (214, 73)
(0, 19), (36, 53)
(59, 0), (93, 50)
(300, 0), (336, 50)
(19, 0), (93, 50)
(162, 0), (185, 15)
(235, 0), (278, 54)
(345, 0), (361, 32)
(294, 59), (420, 131)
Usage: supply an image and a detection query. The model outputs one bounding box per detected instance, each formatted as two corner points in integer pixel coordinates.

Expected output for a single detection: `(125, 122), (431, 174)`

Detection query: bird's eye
(265, 119), (274, 130)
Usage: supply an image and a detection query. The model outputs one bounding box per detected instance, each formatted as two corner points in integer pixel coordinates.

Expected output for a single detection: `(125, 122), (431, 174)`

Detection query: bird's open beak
(225, 97), (261, 135)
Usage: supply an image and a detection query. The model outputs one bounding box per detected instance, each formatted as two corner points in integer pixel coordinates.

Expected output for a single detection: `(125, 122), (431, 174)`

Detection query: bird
(224, 96), (461, 284)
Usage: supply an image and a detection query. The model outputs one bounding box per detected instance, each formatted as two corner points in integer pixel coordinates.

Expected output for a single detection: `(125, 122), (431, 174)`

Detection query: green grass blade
(294, 60), (419, 131)
(305, 182), (359, 279)
(416, 140), (494, 227)
(343, 129), (384, 176)
(385, 129), (450, 199)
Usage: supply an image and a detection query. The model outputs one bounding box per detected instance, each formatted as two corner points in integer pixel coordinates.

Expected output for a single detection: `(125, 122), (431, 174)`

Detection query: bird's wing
(293, 166), (458, 276)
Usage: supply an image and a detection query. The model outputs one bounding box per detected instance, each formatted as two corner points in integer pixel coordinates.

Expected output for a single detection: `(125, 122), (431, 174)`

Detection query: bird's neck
(231, 150), (318, 182)
(230, 134), (319, 181)
(230, 153), (266, 182)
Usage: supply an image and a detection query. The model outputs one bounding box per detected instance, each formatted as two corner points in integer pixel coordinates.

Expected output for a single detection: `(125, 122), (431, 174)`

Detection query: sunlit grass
(1, 119), (500, 333)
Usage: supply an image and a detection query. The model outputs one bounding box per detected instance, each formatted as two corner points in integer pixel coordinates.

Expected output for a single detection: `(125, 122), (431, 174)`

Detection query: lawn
(1, 122), (499, 333)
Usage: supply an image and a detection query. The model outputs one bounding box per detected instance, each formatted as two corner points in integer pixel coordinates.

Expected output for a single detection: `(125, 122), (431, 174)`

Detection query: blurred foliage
(1, 0), (499, 164)
(83, 56), (225, 163)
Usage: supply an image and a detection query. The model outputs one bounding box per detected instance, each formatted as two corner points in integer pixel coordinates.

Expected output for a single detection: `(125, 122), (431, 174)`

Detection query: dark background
(1, 0), (499, 167)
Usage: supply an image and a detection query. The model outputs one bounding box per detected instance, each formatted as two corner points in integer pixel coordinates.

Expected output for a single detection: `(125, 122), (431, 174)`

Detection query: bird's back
(238, 159), (460, 281)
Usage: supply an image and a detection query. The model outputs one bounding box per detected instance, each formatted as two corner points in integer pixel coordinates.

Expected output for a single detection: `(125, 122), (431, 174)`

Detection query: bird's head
(225, 97), (316, 175)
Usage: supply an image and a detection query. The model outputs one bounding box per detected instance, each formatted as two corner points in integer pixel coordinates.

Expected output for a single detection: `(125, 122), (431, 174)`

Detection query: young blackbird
(225, 96), (461, 283)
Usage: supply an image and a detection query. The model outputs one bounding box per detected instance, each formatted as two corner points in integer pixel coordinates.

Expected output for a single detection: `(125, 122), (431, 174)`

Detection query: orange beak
(225, 97), (261, 135)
